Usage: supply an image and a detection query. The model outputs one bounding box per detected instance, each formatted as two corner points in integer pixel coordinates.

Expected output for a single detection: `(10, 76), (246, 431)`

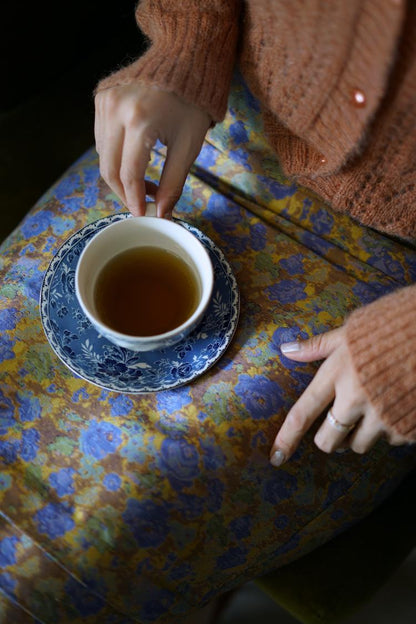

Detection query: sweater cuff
(95, 4), (240, 122)
(345, 286), (416, 441)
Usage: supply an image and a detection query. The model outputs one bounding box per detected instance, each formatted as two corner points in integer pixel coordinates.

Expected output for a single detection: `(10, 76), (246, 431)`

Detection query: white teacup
(75, 204), (213, 351)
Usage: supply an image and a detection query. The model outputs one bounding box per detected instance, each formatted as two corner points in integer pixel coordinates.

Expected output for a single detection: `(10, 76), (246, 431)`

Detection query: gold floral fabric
(1, 74), (415, 622)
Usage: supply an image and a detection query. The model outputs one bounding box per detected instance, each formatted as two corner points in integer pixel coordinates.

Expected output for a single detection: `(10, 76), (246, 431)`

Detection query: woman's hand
(269, 327), (409, 467)
(94, 84), (212, 217)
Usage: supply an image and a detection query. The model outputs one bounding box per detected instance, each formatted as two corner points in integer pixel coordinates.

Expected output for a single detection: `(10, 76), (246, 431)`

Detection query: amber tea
(94, 246), (200, 336)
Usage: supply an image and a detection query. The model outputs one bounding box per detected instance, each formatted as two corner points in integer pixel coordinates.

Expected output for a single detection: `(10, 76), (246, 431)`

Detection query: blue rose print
(352, 280), (392, 305)
(217, 545), (248, 570)
(300, 230), (333, 255)
(0, 308), (18, 330)
(156, 387), (192, 412)
(262, 471), (298, 505)
(279, 254), (305, 276)
(206, 478), (224, 512)
(257, 174), (297, 199)
(65, 576), (106, 617)
(72, 388), (89, 403)
(51, 216), (75, 236)
(159, 439), (200, 489)
(323, 478), (350, 508)
(266, 279), (307, 304)
(21, 210), (54, 238)
(0, 392), (15, 435)
(141, 588), (175, 622)
(0, 473), (12, 491)
(405, 252), (416, 281)
(49, 468), (76, 497)
(205, 195), (242, 231)
(17, 392), (41, 422)
(229, 516), (252, 539)
(274, 514), (289, 530)
(249, 222), (267, 251)
(176, 493), (204, 520)
(200, 437), (226, 471)
(0, 336), (15, 363)
(195, 142), (219, 169)
(54, 173), (81, 199)
(0, 572), (16, 598)
(20, 429), (40, 462)
(229, 120), (248, 145)
(0, 537), (18, 568)
(0, 440), (19, 464)
(310, 207), (334, 235)
(169, 561), (192, 581)
(368, 248), (406, 282)
(235, 374), (285, 419)
(274, 533), (300, 557)
(35, 503), (75, 538)
(59, 196), (82, 214)
(228, 146), (251, 168)
(109, 394), (134, 417)
(24, 273), (43, 301)
(103, 473), (121, 491)
(123, 499), (169, 548)
(84, 166), (100, 185)
(80, 420), (122, 459)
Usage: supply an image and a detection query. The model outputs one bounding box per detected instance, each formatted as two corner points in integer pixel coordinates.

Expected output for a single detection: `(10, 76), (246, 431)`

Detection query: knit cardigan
(96, 0), (416, 441)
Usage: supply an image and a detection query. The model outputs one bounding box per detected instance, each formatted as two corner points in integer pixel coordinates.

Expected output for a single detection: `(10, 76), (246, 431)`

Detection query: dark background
(1, 1), (145, 240)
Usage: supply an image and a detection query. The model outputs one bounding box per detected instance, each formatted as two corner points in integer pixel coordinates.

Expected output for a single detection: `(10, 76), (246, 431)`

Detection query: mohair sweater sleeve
(345, 285), (416, 441)
(95, 0), (241, 121)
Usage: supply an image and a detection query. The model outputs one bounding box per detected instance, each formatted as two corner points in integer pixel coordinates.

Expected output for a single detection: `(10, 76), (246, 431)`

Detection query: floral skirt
(1, 74), (416, 623)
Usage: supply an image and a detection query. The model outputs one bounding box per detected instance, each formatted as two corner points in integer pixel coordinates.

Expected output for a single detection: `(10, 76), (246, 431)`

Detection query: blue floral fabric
(0, 73), (416, 622)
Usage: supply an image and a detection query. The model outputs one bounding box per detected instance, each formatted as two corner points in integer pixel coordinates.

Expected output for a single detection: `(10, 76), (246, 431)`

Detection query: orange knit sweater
(96, 0), (416, 441)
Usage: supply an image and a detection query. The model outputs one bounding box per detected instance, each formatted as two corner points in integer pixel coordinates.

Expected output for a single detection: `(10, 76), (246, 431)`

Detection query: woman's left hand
(269, 327), (409, 467)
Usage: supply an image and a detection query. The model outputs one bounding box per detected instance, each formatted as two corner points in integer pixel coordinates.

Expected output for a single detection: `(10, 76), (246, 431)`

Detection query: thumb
(280, 327), (344, 362)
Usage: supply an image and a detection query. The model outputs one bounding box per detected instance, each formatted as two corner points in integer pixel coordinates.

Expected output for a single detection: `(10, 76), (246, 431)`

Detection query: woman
(94, 0), (416, 461)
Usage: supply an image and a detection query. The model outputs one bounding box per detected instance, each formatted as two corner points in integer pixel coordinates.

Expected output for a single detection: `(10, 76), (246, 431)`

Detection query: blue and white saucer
(40, 213), (239, 393)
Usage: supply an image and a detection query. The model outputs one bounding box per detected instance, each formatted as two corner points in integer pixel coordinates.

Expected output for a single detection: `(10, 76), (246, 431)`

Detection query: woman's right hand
(94, 83), (212, 218)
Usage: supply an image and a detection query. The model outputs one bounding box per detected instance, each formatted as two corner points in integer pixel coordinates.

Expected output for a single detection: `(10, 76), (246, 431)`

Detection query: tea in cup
(75, 205), (213, 351)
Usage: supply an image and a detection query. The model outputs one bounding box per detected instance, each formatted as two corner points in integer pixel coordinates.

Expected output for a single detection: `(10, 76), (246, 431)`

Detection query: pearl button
(352, 89), (366, 107)
(320, 156), (327, 164)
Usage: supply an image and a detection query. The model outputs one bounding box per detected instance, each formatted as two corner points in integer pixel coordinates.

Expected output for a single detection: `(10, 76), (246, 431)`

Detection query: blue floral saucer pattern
(40, 213), (239, 393)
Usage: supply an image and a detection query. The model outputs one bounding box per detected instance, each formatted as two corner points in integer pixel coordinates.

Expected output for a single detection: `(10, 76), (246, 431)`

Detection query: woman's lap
(1, 105), (416, 623)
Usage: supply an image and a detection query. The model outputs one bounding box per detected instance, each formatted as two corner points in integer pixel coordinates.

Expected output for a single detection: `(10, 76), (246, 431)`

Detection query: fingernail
(270, 449), (286, 467)
(281, 341), (301, 354)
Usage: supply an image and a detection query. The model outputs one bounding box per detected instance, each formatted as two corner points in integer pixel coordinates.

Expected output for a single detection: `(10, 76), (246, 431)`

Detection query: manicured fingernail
(270, 449), (286, 467)
(281, 341), (301, 354)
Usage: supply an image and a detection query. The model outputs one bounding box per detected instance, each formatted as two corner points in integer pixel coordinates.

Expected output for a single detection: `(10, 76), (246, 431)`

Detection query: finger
(270, 357), (336, 466)
(348, 413), (385, 454)
(314, 404), (362, 454)
(94, 94), (104, 155)
(280, 327), (344, 362)
(385, 430), (414, 447)
(120, 127), (157, 216)
(156, 133), (203, 218)
(99, 125), (126, 205)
